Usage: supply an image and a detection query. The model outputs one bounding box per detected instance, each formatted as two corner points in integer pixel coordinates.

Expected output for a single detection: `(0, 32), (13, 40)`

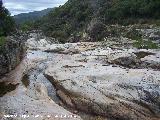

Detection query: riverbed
(0, 34), (160, 120)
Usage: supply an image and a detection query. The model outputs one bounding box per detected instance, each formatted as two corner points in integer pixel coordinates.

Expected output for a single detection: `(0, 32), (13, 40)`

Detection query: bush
(125, 29), (142, 40)
(0, 36), (6, 54)
(0, 36), (6, 46)
(104, 0), (160, 23)
(87, 19), (106, 41)
(51, 30), (69, 43)
(32, 0), (160, 42)
(133, 38), (159, 49)
(0, 1), (15, 36)
(20, 21), (34, 32)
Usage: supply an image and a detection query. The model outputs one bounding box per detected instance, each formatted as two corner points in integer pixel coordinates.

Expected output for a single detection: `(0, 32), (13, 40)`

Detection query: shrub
(125, 29), (142, 40)
(0, 1), (15, 36)
(0, 36), (6, 54)
(87, 19), (106, 41)
(0, 36), (6, 46)
(32, 0), (160, 42)
(20, 21), (34, 32)
(133, 38), (159, 49)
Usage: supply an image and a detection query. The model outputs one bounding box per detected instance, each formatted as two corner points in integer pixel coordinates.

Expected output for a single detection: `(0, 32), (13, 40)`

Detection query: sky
(3, 0), (68, 15)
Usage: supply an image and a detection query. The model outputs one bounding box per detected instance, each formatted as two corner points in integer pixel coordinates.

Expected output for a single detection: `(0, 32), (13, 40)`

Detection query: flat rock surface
(1, 34), (160, 120)
(45, 46), (160, 120)
(0, 50), (81, 120)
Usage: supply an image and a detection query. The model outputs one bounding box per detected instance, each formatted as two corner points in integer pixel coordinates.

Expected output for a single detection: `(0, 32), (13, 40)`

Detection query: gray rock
(45, 48), (160, 120)
(0, 36), (25, 76)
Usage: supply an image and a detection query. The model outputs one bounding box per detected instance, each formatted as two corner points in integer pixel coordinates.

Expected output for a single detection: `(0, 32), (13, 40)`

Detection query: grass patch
(133, 38), (159, 49)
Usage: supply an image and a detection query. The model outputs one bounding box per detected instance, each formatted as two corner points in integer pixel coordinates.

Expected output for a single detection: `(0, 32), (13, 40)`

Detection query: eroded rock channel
(0, 33), (160, 120)
(0, 35), (82, 120)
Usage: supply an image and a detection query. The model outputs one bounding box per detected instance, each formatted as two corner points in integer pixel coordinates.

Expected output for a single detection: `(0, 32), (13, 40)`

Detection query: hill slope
(34, 0), (160, 42)
(13, 8), (53, 24)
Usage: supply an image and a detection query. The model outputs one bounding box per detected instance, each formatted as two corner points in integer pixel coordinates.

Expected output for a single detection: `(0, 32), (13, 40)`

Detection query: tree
(32, 0), (160, 43)
(0, 0), (2, 8)
(0, 0), (15, 36)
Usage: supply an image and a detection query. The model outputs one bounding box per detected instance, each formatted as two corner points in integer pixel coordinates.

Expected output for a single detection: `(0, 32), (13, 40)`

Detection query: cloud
(3, 0), (68, 15)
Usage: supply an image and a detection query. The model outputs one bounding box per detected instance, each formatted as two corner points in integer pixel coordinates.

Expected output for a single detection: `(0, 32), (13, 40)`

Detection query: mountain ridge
(13, 8), (53, 24)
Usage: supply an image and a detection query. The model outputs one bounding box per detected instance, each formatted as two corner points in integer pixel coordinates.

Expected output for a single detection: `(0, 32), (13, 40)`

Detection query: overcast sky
(3, 0), (68, 15)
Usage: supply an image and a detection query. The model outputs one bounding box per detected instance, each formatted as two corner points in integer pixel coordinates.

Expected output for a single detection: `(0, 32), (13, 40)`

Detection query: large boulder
(0, 36), (25, 76)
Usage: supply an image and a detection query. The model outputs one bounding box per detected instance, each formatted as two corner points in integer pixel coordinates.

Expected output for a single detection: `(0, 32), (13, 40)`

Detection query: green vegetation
(0, 36), (6, 46)
(133, 38), (159, 49)
(33, 0), (94, 42)
(0, 0), (15, 37)
(31, 0), (160, 43)
(0, 0), (16, 53)
(20, 21), (34, 32)
(101, 0), (160, 24)
(125, 29), (142, 40)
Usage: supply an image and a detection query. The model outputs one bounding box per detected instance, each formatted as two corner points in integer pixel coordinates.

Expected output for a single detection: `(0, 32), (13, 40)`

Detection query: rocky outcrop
(44, 44), (160, 120)
(26, 35), (101, 54)
(109, 50), (160, 70)
(0, 46), (82, 120)
(0, 36), (25, 76)
(1, 34), (159, 120)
